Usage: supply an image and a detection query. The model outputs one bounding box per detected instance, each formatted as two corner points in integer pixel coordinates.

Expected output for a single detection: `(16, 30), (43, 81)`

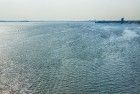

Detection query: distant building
(121, 18), (124, 24)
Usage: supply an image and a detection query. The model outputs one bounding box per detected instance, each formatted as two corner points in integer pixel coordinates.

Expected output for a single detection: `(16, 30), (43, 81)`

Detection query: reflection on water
(0, 22), (140, 94)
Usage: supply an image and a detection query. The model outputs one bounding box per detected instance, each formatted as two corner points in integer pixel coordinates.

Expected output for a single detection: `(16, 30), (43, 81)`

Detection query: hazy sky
(0, 0), (140, 20)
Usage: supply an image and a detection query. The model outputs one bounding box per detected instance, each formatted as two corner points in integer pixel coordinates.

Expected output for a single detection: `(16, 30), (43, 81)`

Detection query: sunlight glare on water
(0, 22), (140, 94)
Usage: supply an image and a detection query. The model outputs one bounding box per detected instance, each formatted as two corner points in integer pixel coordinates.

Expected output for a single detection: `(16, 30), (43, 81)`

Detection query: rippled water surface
(0, 22), (140, 94)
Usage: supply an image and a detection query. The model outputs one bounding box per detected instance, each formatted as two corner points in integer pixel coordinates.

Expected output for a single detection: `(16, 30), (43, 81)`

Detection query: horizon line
(0, 20), (140, 24)
(0, 18), (140, 22)
(0, 19), (140, 22)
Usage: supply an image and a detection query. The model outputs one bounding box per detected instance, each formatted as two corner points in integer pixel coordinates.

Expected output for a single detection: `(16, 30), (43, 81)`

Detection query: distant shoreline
(94, 20), (140, 24)
(0, 20), (140, 24)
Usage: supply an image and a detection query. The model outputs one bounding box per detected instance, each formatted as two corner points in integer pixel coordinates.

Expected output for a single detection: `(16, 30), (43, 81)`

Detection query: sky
(0, 0), (140, 20)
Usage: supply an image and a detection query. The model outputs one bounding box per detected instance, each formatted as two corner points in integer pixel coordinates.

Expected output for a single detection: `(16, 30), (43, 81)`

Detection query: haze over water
(0, 22), (140, 94)
(0, 0), (140, 20)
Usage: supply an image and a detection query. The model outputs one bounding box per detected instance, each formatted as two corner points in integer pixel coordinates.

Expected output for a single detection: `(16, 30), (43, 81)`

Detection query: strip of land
(0, 20), (140, 24)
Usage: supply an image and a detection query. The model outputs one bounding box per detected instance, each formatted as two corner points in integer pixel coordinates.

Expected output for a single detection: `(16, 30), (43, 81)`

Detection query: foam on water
(122, 29), (139, 40)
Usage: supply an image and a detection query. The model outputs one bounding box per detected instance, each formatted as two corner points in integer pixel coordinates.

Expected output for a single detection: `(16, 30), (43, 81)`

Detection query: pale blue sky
(0, 0), (140, 20)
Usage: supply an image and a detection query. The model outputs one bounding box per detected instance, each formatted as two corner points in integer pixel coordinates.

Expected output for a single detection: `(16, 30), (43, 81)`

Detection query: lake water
(0, 22), (140, 94)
